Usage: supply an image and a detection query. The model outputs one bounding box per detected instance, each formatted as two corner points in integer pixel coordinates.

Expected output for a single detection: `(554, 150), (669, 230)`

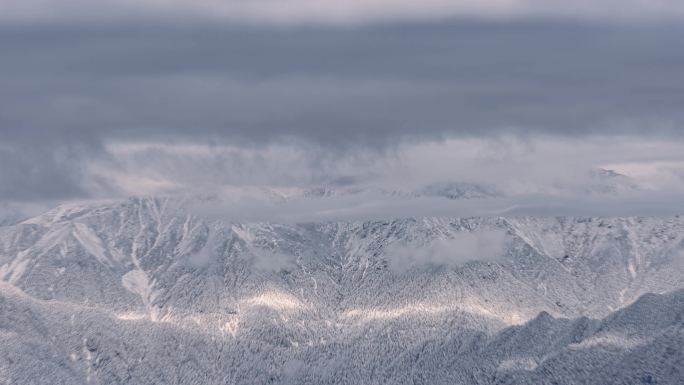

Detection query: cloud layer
(1, 2), (683, 218)
(3, 20), (682, 148)
(3, 0), (684, 24)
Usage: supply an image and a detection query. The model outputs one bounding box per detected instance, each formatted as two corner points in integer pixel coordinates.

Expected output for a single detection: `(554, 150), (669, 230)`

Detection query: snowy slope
(1, 196), (683, 384)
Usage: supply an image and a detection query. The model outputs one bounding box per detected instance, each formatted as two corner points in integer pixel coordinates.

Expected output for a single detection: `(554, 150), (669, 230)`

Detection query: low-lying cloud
(190, 193), (684, 223)
(385, 230), (508, 273)
(252, 249), (298, 273)
(7, 135), (684, 219)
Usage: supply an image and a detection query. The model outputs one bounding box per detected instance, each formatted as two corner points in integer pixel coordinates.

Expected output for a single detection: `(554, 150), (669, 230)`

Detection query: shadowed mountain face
(1, 197), (684, 384)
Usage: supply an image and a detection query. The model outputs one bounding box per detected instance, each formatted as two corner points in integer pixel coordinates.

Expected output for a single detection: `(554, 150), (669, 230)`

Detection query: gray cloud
(2, 0), (684, 25)
(2, 21), (683, 148)
(1, 17), (684, 204)
(0, 143), (91, 201)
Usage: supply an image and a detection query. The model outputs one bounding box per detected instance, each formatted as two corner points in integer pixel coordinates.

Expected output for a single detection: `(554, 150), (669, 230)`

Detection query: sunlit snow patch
(121, 269), (159, 320)
(240, 290), (308, 312)
(569, 333), (647, 350)
(498, 357), (539, 371)
(341, 300), (527, 325)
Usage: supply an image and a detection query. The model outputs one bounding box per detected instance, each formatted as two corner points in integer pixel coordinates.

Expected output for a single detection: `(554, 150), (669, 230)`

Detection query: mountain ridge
(1, 196), (683, 384)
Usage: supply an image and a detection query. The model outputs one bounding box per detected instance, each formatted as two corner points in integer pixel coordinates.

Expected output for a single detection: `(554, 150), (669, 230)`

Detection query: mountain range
(1, 196), (683, 384)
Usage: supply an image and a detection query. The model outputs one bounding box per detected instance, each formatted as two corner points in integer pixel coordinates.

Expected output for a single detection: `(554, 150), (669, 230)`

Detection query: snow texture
(1, 196), (683, 384)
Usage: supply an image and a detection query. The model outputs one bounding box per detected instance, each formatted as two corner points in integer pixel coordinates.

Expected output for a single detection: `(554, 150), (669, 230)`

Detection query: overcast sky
(1, 1), (684, 217)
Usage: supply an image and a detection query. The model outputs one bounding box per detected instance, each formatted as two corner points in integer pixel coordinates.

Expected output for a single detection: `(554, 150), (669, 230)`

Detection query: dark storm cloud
(1, 18), (684, 202)
(0, 143), (89, 201)
(1, 20), (684, 148)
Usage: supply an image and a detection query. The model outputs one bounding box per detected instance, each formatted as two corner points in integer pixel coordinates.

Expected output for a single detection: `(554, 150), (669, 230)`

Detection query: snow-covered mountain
(1, 196), (683, 384)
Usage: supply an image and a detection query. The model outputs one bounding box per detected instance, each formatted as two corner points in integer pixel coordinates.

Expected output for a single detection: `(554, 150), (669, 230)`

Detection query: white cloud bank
(55, 135), (684, 221)
(2, 0), (684, 24)
(91, 135), (684, 199)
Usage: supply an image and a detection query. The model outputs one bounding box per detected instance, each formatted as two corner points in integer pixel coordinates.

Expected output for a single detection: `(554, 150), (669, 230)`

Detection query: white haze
(5, 135), (684, 222)
(92, 135), (684, 195)
(252, 250), (298, 272)
(47, 135), (684, 221)
(385, 230), (508, 273)
(188, 193), (684, 223)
